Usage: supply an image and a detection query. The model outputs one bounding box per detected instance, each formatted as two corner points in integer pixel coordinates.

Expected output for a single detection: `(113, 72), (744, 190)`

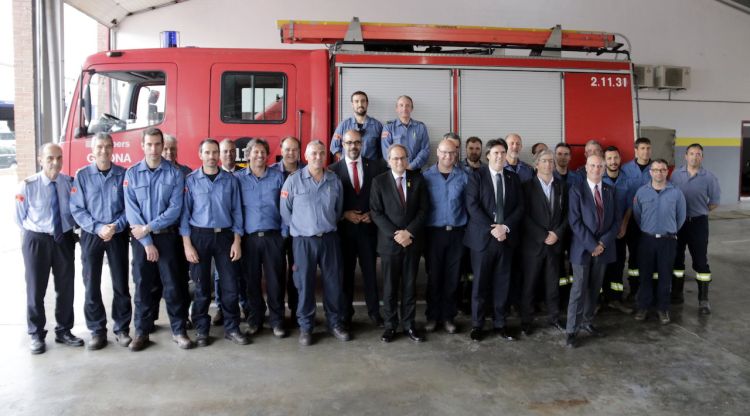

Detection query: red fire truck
(61, 19), (637, 174)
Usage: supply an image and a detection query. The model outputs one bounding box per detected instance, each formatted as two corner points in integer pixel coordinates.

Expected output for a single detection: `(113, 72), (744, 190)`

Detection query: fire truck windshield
(84, 71), (166, 135)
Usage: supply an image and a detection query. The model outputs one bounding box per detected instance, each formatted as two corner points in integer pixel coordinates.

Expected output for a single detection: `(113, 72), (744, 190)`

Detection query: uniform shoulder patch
(71, 186), (77, 194)
(123, 179), (129, 187)
(15, 194), (25, 202)
(280, 190), (289, 199)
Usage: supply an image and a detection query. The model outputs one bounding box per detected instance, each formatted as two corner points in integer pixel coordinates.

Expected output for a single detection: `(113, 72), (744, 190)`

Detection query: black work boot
(671, 275), (685, 305)
(697, 282), (711, 315)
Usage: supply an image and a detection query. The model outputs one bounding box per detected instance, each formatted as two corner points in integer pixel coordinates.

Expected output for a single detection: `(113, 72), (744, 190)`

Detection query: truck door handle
(297, 109), (304, 142)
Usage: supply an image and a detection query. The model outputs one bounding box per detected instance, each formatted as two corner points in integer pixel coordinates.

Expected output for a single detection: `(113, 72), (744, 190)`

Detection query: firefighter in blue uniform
(330, 90), (384, 161)
(181, 138), (247, 346)
(600, 146), (635, 314)
(236, 138), (288, 338)
(16, 143), (83, 354)
(670, 143), (720, 314)
(70, 132), (132, 350)
(622, 137), (653, 301)
(280, 140), (349, 346)
(272, 136), (306, 324)
(632, 159), (686, 325)
(124, 127), (193, 351)
(380, 95), (431, 171)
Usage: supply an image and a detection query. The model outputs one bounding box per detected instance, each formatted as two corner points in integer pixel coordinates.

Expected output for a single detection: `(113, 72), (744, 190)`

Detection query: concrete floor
(0, 169), (748, 415)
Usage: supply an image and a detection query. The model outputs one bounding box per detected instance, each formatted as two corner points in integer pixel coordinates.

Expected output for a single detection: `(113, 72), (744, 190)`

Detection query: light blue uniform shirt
(235, 167), (285, 234)
(180, 168), (243, 236)
(15, 172), (76, 234)
(633, 183), (686, 235)
(124, 159), (184, 247)
(271, 160), (306, 182)
(670, 166), (721, 217)
(423, 164), (469, 227)
(381, 118), (431, 170)
(280, 166), (343, 237)
(602, 170), (634, 219)
(504, 160), (534, 183)
(622, 159), (652, 196)
(330, 116), (384, 160)
(70, 163), (127, 235)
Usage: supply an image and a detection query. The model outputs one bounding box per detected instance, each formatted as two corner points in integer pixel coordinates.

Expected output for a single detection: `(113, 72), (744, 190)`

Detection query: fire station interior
(2, 1), (749, 415)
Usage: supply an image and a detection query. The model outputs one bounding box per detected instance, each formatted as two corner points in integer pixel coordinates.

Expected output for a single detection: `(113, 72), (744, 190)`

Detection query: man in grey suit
(520, 150), (568, 336)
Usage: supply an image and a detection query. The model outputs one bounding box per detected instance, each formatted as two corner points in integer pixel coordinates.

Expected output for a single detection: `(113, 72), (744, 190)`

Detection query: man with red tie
(370, 144), (430, 343)
(565, 154), (620, 348)
(330, 129), (387, 329)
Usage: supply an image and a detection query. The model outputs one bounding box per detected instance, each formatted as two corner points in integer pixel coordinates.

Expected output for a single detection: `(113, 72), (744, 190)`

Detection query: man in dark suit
(370, 144), (430, 343)
(330, 129), (387, 329)
(464, 138), (524, 342)
(565, 154), (620, 348)
(520, 149), (568, 336)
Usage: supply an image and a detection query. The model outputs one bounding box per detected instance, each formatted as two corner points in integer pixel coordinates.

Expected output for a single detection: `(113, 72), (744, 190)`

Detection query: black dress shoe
(195, 333), (210, 347)
(87, 335), (107, 351)
(55, 331), (84, 347)
(581, 324), (605, 337)
(299, 331), (313, 346)
(549, 320), (565, 332)
(470, 327), (484, 342)
(129, 335), (149, 352)
(381, 329), (395, 343)
(494, 327), (516, 341)
(331, 326), (352, 342)
(565, 333), (577, 349)
(30, 335), (45, 355)
(521, 324), (533, 336)
(225, 331), (250, 345)
(404, 328), (425, 343)
(370, 315), (385, 328)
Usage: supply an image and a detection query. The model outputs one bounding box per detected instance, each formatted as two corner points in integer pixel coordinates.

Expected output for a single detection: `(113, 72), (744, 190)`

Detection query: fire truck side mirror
(74, 126), (87, 139)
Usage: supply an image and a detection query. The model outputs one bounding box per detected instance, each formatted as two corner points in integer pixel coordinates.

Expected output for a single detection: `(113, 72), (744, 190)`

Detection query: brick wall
(13, 0), (36, 180)
(12, 3), (109, 181)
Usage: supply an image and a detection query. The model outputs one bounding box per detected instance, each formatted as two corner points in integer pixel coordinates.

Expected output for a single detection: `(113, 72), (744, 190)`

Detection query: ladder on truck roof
(277, 17), (626, 57)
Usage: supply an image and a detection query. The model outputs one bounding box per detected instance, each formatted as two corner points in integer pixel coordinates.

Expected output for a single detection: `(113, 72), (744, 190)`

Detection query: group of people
(15, 90), (720, 355)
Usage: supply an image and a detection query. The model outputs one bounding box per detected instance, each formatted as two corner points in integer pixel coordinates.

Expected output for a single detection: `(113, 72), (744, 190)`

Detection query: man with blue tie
(380, 96), (431, 171)
(464, 138), (524, 342)
(565, 154), (620, 348)
(16, 143), (83, 354)
(236, 138), (287, 338)
(125, 127), (193, 351)
(181, 139), (248, 346)
(70, 133), (132, 350)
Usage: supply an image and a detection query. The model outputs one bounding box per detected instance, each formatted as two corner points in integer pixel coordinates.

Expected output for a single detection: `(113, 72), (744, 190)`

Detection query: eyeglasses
(343, 141), (362, 146)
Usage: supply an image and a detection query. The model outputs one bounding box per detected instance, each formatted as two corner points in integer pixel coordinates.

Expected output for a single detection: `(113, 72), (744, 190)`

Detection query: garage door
(459, 70), (562, 164)
(339, 67), (452, 165)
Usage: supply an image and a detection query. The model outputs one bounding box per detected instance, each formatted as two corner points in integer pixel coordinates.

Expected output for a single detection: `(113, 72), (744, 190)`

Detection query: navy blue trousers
(80, 230), (131, 335)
